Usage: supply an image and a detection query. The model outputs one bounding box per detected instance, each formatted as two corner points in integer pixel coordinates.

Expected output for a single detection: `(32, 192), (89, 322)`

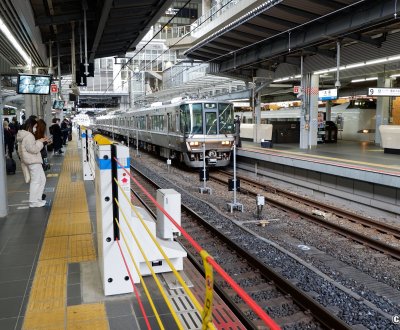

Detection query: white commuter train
(94, 99), (235, 168)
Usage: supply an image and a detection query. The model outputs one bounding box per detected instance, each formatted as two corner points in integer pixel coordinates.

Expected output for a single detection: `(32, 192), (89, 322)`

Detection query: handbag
(42, 157), (51, 171)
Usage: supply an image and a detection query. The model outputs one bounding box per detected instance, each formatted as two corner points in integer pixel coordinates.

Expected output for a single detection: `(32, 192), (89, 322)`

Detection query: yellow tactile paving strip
(23, 140), (109, 330)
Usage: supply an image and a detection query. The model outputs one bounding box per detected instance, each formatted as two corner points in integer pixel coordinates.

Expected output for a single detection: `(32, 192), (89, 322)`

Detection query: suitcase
(6, 158), (16, 175)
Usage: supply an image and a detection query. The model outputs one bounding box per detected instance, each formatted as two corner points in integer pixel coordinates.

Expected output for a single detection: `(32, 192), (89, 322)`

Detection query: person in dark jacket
(61, 118), (69, 145)
(3, 120), (15, 158)
(49, 118), (63, 155)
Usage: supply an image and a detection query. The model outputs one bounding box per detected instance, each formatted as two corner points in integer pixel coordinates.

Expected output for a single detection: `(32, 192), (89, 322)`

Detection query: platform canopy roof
(0, 0), (173, 75)
(185, 0), (400, 75)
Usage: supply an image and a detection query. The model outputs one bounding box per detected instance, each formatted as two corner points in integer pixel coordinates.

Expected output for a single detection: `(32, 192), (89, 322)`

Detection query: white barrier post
(95, 138), (135, 295)
(95, 136), (186, 295)
(81, 127), (94, 180)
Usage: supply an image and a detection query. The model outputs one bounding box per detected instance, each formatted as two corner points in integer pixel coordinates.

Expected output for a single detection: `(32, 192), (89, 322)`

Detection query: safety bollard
(81, 127), (94, 180)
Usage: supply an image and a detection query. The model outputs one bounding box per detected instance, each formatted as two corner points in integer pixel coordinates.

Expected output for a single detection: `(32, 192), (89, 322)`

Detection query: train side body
(94, 100), (235, 168)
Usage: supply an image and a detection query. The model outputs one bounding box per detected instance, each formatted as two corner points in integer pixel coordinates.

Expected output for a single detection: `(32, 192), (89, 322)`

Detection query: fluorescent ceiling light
(365, 58), (386, 65)
(345, 63), (364, 69)
(351, 77), (377, 83)
(390, 74), (400, 78)
(314, 54), (400, 76)
(0, 17), (31, 66)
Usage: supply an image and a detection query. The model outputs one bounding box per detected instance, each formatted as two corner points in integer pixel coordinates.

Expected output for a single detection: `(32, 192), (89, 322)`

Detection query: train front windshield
(180, 102), (234, 135)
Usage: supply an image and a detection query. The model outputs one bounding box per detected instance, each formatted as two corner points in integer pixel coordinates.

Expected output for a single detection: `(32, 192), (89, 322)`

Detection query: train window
(180, 104), (190, 134)
(175, 113), (179, 132)
(206, 112), (217, 135)
(218, 103), (234, 134)
(191, 103), (203, 134)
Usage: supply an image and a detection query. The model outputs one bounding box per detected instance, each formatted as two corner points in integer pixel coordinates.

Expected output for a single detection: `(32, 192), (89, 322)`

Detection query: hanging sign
(50, 84), (58, 93)
(368, 88), (400, 96)
(318, 88), (337, 101)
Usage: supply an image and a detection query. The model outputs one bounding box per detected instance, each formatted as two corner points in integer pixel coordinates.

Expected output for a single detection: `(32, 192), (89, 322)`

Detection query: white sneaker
(29, 201), (46, 208)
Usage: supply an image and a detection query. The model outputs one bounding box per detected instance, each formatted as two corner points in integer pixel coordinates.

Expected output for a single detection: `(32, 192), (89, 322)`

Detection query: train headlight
(221, 141), (230, 145)
(189, 141), (199, 146)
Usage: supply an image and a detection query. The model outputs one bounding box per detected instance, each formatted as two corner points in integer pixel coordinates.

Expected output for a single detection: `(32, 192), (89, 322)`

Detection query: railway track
(212, 170), (400, 260)
(130, 165), (350, 329)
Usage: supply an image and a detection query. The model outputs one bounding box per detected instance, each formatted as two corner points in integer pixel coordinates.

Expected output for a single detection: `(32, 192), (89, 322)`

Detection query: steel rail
(213, 170), (400, 260)
(131, 165), (350, 330)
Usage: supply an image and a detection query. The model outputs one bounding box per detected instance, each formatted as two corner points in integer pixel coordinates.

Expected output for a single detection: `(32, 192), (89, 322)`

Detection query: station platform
(0, 138), (245, 330)
(237, 140), (400, 217)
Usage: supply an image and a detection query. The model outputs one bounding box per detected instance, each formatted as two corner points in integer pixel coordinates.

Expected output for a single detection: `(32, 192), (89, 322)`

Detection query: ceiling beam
(89, 0), (113, 62)
(35, 12), (95, 26)
(303, 46), (336, 58)
(256, 14), (298, 29)
(243, 22), (280, 35)
(346, 32), (385, 47)
(277, 4), (319, 20)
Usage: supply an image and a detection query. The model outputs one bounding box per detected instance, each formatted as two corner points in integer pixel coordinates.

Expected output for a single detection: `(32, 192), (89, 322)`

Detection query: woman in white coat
(16, 119), (50, 207)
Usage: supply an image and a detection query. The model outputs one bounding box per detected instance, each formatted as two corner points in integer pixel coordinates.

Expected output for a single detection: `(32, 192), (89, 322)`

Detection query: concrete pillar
(202, 0), (212, 14)
(375, 74), (391, 145)
(254, 91), (261, 125)
(308, 74), (319, 148)
(0, 75), (8, 217)
(24, 95), (34, 118)
(326, 101), (332, 121)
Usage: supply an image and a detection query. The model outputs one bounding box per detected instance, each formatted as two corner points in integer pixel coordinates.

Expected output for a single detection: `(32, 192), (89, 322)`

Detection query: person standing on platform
(34, 119), (51, 174)
(49, 118), (63, 155)
(61, 118), (69, 146)
(17, 118), (50, 207)
(3, 120), (15, 158)
(234, 115), (242, 148)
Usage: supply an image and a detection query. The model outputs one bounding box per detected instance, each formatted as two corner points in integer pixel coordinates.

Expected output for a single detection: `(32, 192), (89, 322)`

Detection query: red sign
(293, 86), (300, 94)
(51, 84), (58, 93)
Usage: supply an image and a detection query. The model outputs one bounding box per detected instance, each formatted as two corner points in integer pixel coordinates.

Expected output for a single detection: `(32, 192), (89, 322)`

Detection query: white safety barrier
(81, 127), (94, 180)
(379, 125), (400, 153)
(94, 138), (186, 296)
(240, 124), (273, 142)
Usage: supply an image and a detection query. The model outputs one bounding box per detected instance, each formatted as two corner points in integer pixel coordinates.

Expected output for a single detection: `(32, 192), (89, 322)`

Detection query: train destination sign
(368, 88), (400, 96)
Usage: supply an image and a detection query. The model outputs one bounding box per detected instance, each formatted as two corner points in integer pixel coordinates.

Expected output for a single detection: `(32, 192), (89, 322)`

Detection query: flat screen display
(52, 100), (65, 109)
(17, 74), (52, 95)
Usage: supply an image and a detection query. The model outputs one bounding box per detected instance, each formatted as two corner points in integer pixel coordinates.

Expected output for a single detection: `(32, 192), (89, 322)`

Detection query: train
(235, 100), (377, 143)
(94, 99), (236, 168)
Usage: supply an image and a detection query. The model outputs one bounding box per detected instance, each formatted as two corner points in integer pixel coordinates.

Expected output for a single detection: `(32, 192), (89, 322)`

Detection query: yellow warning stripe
(23, 139), (105, 330)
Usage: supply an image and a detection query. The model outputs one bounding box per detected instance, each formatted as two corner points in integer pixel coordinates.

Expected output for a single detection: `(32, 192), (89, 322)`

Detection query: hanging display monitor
(17, 74), (52, 95)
